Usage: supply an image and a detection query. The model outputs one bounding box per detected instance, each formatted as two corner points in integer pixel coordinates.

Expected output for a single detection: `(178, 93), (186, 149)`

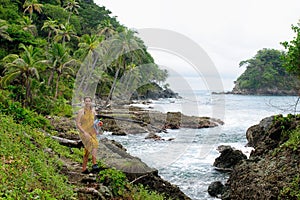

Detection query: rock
(145, 132), (163, 140)
(96, 138), (191, 199)
(216, 145), (234, 153)
(213, 146), (247, 170)
(223, 114), (300, 199)
(48, 116), (77, 133)
(208, 181), (225, 197)
(246, 116), (275, 148)
(164, 112), (181, 129)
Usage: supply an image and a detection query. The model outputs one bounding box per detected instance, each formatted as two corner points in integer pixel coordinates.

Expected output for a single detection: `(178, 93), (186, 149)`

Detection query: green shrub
(279, 175), (300, 199)
(0, 115), (75, 199)
(132, 184), (166, 200)
(97, 168), (129, 196)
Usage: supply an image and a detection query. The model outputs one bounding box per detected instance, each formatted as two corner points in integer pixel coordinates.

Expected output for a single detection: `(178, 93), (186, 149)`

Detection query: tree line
(0, 0), (168, 115)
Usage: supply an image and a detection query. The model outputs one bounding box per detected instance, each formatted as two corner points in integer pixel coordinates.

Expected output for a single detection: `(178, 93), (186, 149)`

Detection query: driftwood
(50, 135), (83, 148)
(40, 129), (83, 148)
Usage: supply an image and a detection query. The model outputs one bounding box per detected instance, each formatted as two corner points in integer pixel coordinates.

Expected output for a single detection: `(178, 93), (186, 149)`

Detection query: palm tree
(0, 19), (12, 41)
(23, 0), (43, 20)
(77, 34), (104, 92)
(1, 44), (46, 105)
(54, 23), (78, 44)
(96, 20), (116, 39)
(105, 28), (145, 105)
(47, 43), (78, 98)
(64, 0), (80, 23)
(41, 17), (59, 42)
(19, 16), (37, 36)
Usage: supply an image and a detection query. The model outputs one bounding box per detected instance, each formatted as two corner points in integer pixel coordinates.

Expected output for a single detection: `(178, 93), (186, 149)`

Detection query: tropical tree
(54, 23), (78, 44)
(0, 19), (12, 41)
(281, 21), (300, 78)
(41, 17), (59, 42)
(1, 44), (46, 105)
(105, 28), (145, 105)
(19, 16), (37, 36)
(47, 42), (78, 98)
(77, 34), (105, 92)
(64, 0), (80, 23)
(23, 0), (43, 20)
(96, 19), (116, 39)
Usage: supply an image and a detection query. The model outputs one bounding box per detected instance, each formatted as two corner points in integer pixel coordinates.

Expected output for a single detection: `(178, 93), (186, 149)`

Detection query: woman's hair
(83, 96), (92, 101)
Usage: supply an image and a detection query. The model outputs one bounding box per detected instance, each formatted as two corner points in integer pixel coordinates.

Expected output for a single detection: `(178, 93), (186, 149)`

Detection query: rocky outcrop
(97, 138), (191, 200)
(208, 181), (226, 198)
(231, 83), (299, 96)
(212, 115), (300, 200)
(130, 82), (180, 100)
(100, 107), (224, 136)
(213, 146), (247, 171)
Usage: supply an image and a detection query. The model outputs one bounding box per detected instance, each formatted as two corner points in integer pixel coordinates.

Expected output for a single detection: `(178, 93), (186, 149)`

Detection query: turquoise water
(104, 91), (299, 199)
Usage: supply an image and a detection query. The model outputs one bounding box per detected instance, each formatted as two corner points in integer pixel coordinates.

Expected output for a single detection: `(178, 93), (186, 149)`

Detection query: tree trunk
(54, 73), (61, 99)
(105, 67), (120, 106)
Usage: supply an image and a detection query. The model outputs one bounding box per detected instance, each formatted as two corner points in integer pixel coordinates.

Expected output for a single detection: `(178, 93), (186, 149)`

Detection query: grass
(0, 114), (76, 199)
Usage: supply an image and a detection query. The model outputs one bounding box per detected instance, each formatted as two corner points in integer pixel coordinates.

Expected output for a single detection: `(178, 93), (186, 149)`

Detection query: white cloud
(96, 0), (300, 91)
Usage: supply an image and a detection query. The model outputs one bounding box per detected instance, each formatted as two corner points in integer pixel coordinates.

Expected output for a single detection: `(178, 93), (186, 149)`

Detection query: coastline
(51, 98), (224, 199)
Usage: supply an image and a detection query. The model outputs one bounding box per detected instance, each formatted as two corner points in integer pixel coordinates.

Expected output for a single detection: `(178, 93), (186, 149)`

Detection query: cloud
(97, 0), (300, 91)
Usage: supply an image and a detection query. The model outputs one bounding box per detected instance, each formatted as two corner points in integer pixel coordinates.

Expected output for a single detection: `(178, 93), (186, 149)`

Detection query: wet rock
(224, 115), (300, 199)
(164, 112), (181, 129)
(208, 181), (225, 197)
(96, 138), (191, 199)
(213, 146), (247, 170)
(145, 132), (163, 140)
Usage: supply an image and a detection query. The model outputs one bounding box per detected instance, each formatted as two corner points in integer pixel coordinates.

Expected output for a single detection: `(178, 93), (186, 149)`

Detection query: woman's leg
(82, 149), (90, 171)
(91, 148), (97, 165)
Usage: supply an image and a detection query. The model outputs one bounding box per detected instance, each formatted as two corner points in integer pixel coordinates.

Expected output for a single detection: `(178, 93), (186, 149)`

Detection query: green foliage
(51, 98), (73, 117)
(0, 90), (50, 129)
(279, 175), (300, 200)
(235, 48), (299, 92)
(0, 115), (75, 199)
(42, 4), (69, 24)
(281, 128), (300, 151)
(97, 168), (129, 196)
(132, 184), (166, 200)
(281, 21), (300, 78)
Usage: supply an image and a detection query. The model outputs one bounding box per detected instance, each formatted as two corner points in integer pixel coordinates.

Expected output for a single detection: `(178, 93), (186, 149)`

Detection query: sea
(102, 90), (300, 200)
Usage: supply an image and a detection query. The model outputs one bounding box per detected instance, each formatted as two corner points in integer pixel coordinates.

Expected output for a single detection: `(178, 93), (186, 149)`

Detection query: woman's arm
(76, 109), (85, 133)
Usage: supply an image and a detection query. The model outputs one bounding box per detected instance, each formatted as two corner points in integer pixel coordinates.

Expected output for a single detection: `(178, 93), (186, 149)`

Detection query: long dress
(79, 108), (99, 153)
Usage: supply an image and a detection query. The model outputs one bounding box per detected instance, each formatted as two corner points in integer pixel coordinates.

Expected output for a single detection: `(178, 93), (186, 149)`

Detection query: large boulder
(222, 115), (300, 199)
(213, 146), (247, 171)
(208, 181), (225, 197)
(97, 138), (191, 200)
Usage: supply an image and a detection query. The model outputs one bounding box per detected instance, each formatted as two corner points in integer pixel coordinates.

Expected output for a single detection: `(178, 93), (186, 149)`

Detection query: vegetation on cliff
(0, 0), (169, 115)
(232, 48), (300, 95)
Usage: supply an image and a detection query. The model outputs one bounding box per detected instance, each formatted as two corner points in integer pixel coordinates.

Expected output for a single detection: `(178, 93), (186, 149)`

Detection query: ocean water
(103, 91), (299, 200)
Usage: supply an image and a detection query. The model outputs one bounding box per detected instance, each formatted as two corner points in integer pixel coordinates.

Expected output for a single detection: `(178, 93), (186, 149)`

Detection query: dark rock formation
(97, 138), (191, 199)
(213, 146), (247, 171)
(208, 181), (226, 198)
(130, 82), (179, 100)
(100, 108), (224, 135)
(231, 84), (299, 96)
(220, 115), (300, 199)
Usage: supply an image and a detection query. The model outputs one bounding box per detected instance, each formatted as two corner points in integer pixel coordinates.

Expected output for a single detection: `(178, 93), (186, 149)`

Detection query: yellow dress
(79, 108), (99, 153)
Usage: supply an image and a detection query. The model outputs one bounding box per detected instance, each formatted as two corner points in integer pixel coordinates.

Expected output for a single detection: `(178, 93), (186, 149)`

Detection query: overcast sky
(95, 0), (300, 92)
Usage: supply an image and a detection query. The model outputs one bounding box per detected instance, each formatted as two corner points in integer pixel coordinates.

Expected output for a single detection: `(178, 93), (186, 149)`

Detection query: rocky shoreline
(212, 85), (299, 96)
(209, 114), (300, 199)
(49, 101), (224, 199)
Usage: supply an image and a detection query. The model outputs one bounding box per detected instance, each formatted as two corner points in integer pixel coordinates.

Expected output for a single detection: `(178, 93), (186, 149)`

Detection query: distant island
(229, 48), (300, 95)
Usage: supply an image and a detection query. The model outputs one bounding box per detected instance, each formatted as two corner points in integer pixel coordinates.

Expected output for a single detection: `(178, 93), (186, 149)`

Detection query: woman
(76, 96), (99, 174)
